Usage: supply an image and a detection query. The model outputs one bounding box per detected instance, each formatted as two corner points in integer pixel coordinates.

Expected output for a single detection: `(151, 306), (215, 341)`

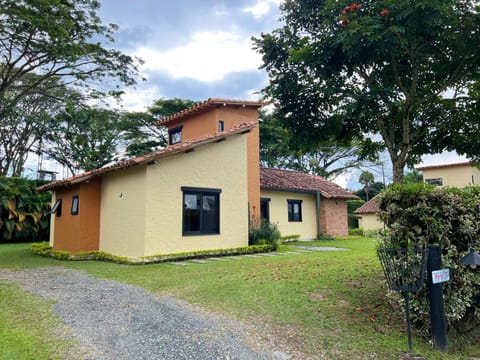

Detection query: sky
(34, 0), (467, 188)
(97, 0), (282, 111)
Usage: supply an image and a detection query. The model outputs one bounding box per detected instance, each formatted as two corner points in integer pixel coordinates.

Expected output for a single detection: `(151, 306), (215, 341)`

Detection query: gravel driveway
(2, 267), (292, 360)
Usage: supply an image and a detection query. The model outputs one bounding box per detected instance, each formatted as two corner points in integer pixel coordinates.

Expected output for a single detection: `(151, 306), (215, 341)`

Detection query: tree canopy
(0, 0), (141, 176)
(254, 0), (480, 183)
(45, 103), (124, 174)
(0, 0), (140, 120)
(259, 110), (363, 180)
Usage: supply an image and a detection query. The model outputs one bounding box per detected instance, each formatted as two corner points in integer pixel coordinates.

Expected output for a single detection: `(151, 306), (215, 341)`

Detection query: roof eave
(37, 123), (256, 192)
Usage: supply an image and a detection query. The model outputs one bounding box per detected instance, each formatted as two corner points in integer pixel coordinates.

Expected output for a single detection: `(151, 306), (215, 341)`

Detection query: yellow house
(354, 197), (383, 232)
(39, 98), (356, 257)
(260, 168), (359, 239)
(39, 98), (260, 257)
(416, 161), (480, 187)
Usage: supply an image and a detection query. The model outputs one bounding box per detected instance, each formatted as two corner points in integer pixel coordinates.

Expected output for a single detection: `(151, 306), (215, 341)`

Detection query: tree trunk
(392, 158), (406, 184)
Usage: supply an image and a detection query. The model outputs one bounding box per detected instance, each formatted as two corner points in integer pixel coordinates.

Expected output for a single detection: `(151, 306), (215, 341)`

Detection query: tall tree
(260, 110), (363, 180)
(358, 171), (375, 201)
(254, 0), (480, 183)
(0, 74), (72, 176)
(46, 104), (124, 175)
(0, 0), (140, 122)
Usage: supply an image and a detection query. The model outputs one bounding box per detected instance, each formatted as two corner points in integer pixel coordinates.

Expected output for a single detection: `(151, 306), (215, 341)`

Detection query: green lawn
(0, 238), (478, 359)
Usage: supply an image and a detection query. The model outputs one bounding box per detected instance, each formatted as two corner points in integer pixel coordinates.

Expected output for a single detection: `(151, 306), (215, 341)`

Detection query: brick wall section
(320, 198), (349, 237)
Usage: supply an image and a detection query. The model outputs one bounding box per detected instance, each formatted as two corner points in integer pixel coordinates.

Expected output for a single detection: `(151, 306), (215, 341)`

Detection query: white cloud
(418, 151), (469, 167)
(118, 85), (162, 112)
(332, 172), (350, 189)
(135, 31), (261, 82)
(243, 0), (283, 19)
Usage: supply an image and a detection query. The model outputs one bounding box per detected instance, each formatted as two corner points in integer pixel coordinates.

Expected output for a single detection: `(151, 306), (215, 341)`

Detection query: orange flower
(342, 3), (362, 15)
(380, 9), (389, 17)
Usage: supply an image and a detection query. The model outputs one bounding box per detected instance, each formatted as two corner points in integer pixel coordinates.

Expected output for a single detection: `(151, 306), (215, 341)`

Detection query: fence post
(427, 245), (448, 352)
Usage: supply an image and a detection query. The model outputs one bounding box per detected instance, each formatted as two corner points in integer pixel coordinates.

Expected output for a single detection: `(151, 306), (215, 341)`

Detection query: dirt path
(2, 267), (311, 360)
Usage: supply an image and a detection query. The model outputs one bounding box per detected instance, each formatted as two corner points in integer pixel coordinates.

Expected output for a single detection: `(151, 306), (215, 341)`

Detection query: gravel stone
(2, 267), (291, 360)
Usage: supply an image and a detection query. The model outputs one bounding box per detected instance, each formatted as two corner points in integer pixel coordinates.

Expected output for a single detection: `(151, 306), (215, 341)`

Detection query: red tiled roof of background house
(155, 98), (263, 127)
(37, 122), (257, 192)
(354, 196), (379, 214)
(260, 168), (359, 199)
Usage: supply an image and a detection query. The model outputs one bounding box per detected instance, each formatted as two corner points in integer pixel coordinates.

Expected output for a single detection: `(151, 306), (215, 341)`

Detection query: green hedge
(377, 183), (480, 338)
(0, 177), (51, 242)
(32, 242), (276, 265)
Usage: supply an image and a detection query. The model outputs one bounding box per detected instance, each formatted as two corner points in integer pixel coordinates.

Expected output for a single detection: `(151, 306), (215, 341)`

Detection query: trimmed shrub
(280, 234), (301, 242)
(377, 183), (480, 338)
(249, 219), (281, 249)
(349, 228), (364, 237)
(0, 177), (51, 242)
(32, 242), (276, 264)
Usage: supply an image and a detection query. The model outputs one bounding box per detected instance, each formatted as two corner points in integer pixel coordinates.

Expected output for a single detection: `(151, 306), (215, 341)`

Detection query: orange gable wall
(52, 178), (101, 253)
(165, 106), (260, 220)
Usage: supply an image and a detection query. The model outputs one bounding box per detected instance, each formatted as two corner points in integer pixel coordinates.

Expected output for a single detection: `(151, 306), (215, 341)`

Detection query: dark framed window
(425, 178), (443, 186)
(287, 199), (302, 222)
(260, 198), (271, 222)
(182, 187), (221, 235)
(169, 126), (183, 145)
(218, 120), (225, 132)
(51, 199), (62, 217)
(71, 195), (79, 215)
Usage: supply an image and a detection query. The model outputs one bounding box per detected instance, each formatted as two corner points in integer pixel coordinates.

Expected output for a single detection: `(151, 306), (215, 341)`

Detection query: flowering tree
(254, 0), (480, 183)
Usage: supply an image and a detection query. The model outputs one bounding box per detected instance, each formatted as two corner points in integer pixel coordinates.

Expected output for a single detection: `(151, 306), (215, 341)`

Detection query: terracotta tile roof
(155, 98), (263, 126)
(354, 197), (379, 214)
(260, 168), (359, 199)
(415, 161), (475, 171)
(37, 122), (257, 192)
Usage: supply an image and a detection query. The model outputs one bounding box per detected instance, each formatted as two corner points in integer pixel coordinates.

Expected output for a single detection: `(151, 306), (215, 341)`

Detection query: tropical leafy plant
(0, 177), (51, 242)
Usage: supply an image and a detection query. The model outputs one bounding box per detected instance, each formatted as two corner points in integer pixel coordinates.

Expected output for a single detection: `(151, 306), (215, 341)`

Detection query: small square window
(287, 199), (302, 222)
(425, 178), (443, 186)
(51, 199), (62, 217)
(71, 195), (79, 215)
(218, 120), (225, 132)
(169, 126), (183, 145)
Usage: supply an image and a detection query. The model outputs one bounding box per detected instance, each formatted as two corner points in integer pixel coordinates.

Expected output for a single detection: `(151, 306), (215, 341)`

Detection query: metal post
(427, 245), (448, 352)
(402, 291), (413, 352)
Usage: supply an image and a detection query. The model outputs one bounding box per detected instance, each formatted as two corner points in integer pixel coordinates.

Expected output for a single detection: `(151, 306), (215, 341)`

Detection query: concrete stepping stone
(208, 257), (229, 261)
(189, 259), (208, 264)
(171, 262), (190, 266)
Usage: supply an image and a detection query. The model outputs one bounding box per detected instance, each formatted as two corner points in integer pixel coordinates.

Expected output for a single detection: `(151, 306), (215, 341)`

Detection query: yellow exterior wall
(99, 167), (147, 257)
(422, 164), (480, 187)
(143, 133), (249, 255)
(261, 189), (318, 240)
(145, 135), (248, 255)
(357, 213), (384, 231)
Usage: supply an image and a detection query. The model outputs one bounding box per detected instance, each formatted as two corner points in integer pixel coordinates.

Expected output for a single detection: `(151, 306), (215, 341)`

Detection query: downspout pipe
(316, 191), (321, 239)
